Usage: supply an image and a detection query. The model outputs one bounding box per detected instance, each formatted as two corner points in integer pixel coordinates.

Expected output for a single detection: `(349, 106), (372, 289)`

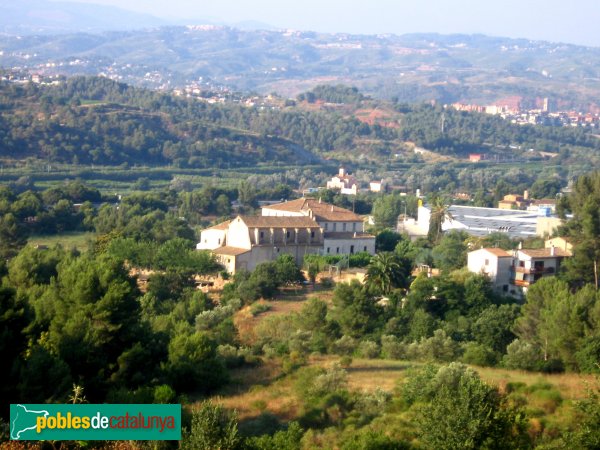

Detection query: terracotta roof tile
(480, 248), (512, 257)
(205, 220), (231, 231)
(213, 246), (250, 256)
(263, 198), (363, 222)
(519, 248), (571, 258)
(238, 215), (320, 228)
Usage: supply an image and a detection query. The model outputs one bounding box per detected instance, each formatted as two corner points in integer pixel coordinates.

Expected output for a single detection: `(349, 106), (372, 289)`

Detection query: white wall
(226, 217), (252, 249)
(323, 237), (375, 255)
(197, 229), (227, 250)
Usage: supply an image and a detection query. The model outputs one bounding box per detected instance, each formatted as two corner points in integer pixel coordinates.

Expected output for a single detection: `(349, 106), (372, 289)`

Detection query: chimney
(550, 245), (555, 256)
(523, 190), (529, 200)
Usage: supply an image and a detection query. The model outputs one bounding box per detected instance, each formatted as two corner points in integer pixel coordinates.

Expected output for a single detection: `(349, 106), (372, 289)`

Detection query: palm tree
(428, 196), (453, 243)
(365, 252), (407, 295)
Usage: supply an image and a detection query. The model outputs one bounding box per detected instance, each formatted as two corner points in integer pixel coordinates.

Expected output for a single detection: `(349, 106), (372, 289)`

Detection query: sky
(61, 0), (600, 47)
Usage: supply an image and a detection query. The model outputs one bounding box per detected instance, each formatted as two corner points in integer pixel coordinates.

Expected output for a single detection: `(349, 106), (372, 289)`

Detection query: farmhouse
(198, 199), (376, 273)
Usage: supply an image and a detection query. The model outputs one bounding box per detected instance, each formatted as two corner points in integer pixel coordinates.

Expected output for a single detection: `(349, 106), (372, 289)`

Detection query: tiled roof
(518, 248), (571, 258)
(238, 215), (320, 228)
(263, 198), (363, 222)
(204, 220), (231, 231)
(479, 248), (512, 257)
(213, 246), (250, 256)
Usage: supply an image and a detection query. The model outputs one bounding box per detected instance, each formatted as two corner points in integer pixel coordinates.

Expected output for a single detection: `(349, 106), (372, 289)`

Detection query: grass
(207, 354), (596, 434)
(28, 231), (96, 252)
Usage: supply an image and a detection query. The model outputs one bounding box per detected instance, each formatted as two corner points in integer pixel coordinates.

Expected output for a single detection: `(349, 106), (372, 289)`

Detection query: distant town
(2, 66), (599, 128)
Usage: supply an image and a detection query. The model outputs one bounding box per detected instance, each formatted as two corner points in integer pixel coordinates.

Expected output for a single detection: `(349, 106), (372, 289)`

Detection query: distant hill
(0, 0), (168, 34)
(1, 77), (599, 170)
(1, 26), (600, 109)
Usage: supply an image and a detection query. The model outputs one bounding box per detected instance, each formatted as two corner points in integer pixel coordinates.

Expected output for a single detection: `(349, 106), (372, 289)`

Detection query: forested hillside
(1, 77), (600, 169)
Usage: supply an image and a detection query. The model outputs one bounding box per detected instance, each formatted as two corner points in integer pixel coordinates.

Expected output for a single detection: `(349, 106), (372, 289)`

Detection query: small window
(364, 246), (367, 251)
(336, 247), (340, 254)
(286, 231), (290, 238)
(325, 223), (329, 230)
(333, 223), (337, 231)
(218, 238), (221, 244)
(350, 245), (354, 254)
(484, 259), (489, 265)
(327, 247), (330, 254)
(311, 231), (315, 238)
(352, 223), (356, 231)
(260, 231), (264, 239)
(343, 223), (347, 231)
(503, 285), (508, 292)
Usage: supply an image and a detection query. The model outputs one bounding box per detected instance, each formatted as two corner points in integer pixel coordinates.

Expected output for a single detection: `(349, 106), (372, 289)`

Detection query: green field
(28, 231), (96, 252)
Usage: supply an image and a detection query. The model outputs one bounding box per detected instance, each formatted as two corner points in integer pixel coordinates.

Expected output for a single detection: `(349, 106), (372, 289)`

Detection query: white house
(326, 167), (359, 195)
(467, 243), (571, 297)
(512, 247), (571, 294)
(467, 248), (513, 294)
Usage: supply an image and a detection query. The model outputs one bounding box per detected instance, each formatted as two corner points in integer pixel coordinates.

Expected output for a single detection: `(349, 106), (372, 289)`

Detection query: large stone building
(198, 199), (376, 273)
(262, 198), (375, 256)
(198, 215), (323, 274)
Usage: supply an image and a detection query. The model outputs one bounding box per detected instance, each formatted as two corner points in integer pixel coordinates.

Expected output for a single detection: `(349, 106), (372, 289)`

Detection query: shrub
(250, 302), (271, 316)
(153, 384), (176, 404)
(503, 339), (542, 371)
(461, 342), (499, 367)
(332, 335), (357, 356)
(358, 340), (380, 359)
(380, 335), (406, 360)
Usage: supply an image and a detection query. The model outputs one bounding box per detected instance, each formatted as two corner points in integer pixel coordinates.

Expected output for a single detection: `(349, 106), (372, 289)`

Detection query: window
(484, 259), (489, 265)
(364, 246), (367, 251)
(343, 223), (347, 231)
(503, 285), (508, 292)
(311, 231), (315, 238)
(352, 223), (356, 231)
(325, 223), (329, 230)
(333, 223), (337, 231)
(350, 245), (354, 254)
(260, 231), (264, 239)
(286, 231), (290, 238)
(336, 247), (340, 254)
(218, 238), (221, 245)
(327, 247), (330, 254)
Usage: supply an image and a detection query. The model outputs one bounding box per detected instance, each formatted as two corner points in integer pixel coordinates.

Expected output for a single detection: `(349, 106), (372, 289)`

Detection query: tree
(181, 401), (241, 450)
(561, 171), (600, 288)
(418, 364), (530, 450)
(432, 230), (469, 272)
(428, 196), (453, 243)
(167, 332), (228, 392)
(365, 252), (408, 295)
(0, 213), (27, 259)
(375, 230), (402, 252)
(331, 280), (383, 338)
(514, 277), (570, 362)
(372, 195), (404, 229)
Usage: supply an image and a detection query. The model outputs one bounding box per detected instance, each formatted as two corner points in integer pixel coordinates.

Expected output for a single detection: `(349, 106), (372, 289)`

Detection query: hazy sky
(62, 0), (600, 47)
